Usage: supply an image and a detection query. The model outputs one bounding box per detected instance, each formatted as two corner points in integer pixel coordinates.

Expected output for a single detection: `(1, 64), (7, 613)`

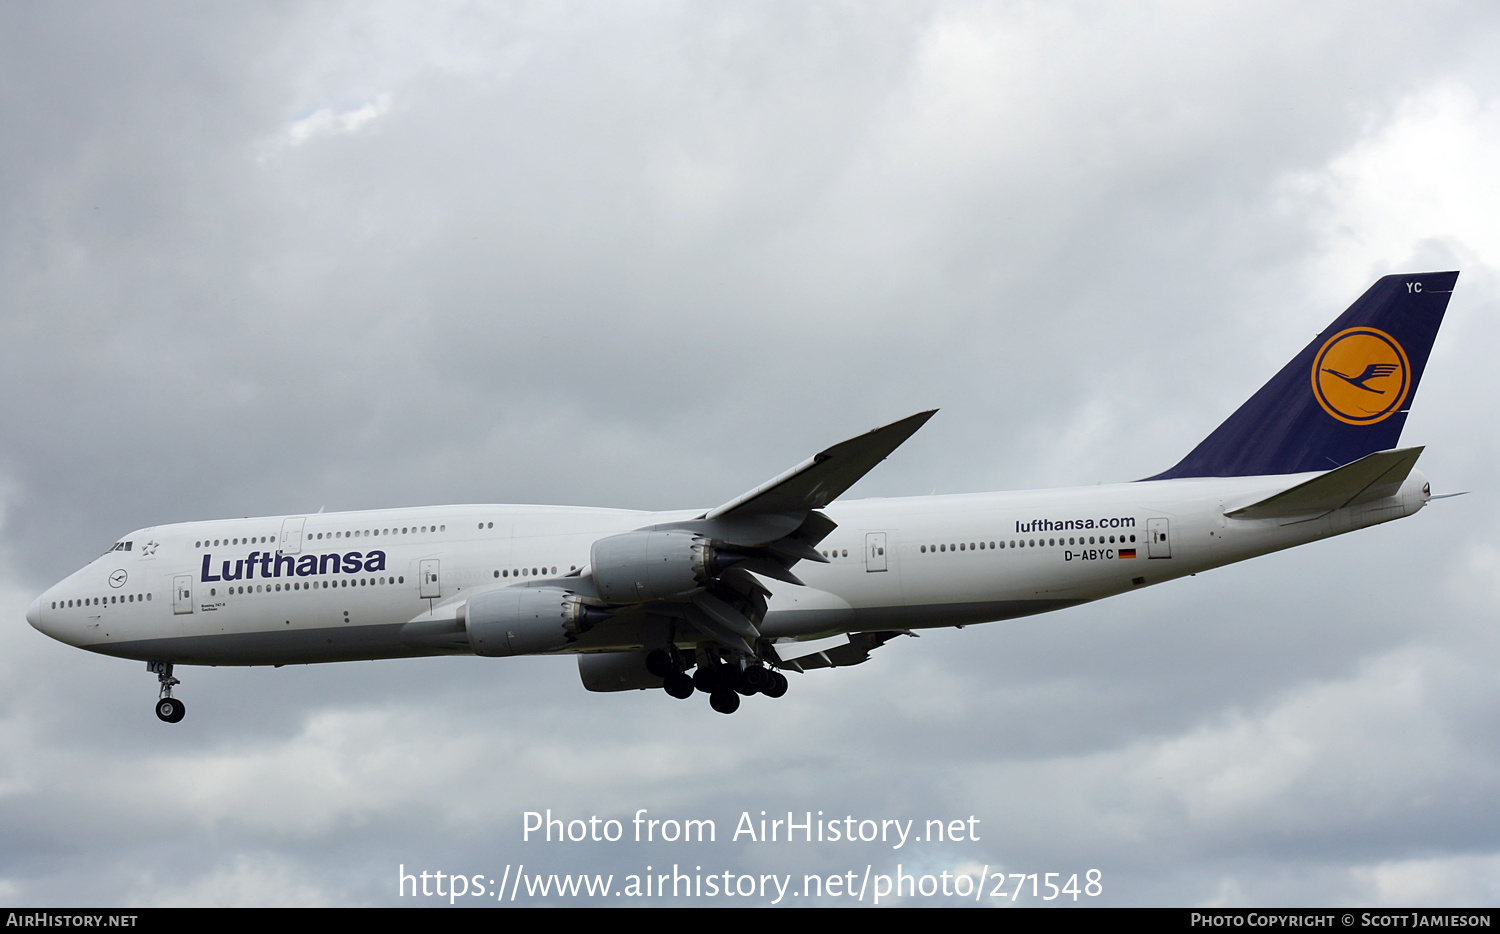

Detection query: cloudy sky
(3, 1), (1500, 907)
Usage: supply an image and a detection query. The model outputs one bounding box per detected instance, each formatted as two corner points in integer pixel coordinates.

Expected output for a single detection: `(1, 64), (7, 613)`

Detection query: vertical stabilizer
(1148, 272), (1456, 479)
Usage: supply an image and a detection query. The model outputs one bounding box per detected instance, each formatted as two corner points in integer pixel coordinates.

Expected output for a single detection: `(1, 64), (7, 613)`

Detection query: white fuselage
(26, 469), (1430, 667)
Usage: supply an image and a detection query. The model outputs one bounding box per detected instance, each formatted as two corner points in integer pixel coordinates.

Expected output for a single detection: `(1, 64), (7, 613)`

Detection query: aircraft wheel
(645, 649), (676, 678)
(156, 697), (185, 723)
(737, 667), (770, 695)
(663, 671), (695, 699)
(763, 671), (788, 698)
(693, 663), (732, 694)
(709, 690), (740, 714)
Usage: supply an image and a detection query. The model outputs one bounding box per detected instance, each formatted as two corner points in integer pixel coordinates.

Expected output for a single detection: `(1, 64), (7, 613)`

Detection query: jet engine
(462, 586), (600, 657)
(590, 530), (739, 604)
(577, 651), (664, 692)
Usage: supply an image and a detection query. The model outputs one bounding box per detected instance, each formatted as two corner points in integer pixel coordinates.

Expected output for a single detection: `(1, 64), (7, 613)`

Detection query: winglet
(705, 410), (936, 520)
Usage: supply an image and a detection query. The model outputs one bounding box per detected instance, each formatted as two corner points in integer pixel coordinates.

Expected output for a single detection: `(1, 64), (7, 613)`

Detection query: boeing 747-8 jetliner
(28, 272), (1458, 720)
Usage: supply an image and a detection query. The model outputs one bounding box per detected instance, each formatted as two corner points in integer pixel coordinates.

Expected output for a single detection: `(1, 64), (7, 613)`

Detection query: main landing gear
(646, 648), (789, 715)
(149, 660), (185, 723)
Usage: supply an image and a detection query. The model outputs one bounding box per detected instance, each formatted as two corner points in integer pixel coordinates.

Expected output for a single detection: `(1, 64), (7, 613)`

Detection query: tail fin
(1148, 271), (1457, 479)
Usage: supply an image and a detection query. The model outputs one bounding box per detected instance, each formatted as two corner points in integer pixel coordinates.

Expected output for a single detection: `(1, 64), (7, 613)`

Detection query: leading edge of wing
(703, 410), (938, 521)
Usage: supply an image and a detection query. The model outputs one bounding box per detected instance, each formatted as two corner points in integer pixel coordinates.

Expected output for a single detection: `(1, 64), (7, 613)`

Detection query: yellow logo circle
(1311, 327), (1410, 425)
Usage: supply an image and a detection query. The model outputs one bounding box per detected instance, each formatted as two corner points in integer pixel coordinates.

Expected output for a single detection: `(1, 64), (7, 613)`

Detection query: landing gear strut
(648, 645), (791, 713)
(149, 660), (185, 723)
(686, 650), (789, 714)
(647, 648), (698, 699)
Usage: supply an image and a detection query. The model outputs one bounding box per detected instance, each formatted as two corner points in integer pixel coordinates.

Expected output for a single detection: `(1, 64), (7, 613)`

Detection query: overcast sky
(3, 1), (1500, 907)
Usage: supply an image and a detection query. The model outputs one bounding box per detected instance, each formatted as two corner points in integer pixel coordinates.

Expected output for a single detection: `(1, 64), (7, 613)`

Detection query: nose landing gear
(149, 661), (185, 723)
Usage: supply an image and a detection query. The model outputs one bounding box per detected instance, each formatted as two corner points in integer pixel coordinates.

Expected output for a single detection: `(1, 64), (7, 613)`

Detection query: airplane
(27, 271), (1458, 720)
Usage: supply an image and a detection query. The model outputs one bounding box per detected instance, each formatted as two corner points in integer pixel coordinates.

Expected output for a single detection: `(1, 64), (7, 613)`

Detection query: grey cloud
(4, 0), (1500, 907)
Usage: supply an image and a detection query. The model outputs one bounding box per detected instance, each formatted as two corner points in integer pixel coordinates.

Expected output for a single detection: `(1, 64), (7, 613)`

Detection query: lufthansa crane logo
(1311, 327), (1411, 425)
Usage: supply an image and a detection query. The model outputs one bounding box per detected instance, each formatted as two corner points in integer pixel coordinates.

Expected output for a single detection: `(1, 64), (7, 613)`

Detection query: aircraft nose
(26, 590), (86, 647)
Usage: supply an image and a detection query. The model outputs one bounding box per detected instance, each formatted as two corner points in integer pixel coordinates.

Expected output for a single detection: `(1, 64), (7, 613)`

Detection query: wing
(581, 411), (937, 654)
(704, 409), (937, 521)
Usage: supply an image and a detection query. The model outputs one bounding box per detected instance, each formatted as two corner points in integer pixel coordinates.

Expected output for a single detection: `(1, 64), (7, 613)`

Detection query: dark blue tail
(1148, 271), (1457, 480)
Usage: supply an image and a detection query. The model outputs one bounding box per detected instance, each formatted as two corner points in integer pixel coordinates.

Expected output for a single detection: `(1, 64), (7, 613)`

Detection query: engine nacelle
(591, 530), (719, 604)
(577, 651), (664, 692)
(463, 586), (594, 657)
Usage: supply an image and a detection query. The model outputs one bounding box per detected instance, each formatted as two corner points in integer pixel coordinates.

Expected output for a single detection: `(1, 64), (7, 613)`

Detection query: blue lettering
(197, 548), (395, 584)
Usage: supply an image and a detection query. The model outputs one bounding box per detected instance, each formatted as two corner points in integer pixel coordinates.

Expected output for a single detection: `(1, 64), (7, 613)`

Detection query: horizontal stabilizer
(705, 411), (936, 520)
(1226, 447), (1423, 520)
